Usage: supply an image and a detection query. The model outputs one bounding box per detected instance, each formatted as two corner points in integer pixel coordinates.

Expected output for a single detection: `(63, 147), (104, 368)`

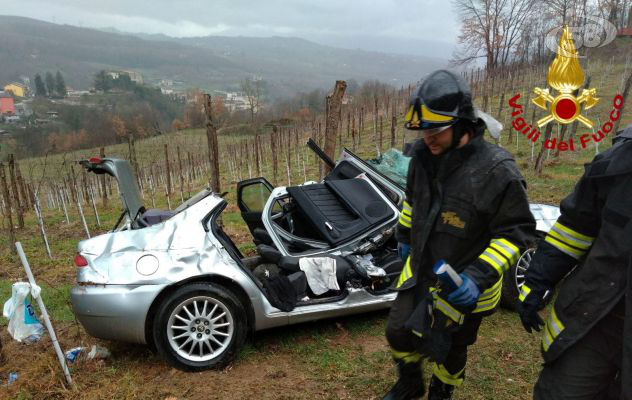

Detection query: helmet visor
(420, 124), (452, 138)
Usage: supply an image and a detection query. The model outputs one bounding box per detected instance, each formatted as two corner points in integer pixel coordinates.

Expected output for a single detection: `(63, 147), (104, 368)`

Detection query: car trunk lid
(79, 157), (144, 223)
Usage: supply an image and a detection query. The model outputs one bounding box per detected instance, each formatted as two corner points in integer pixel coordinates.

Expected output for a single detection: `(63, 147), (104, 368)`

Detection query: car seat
(286, 178), (394, 246)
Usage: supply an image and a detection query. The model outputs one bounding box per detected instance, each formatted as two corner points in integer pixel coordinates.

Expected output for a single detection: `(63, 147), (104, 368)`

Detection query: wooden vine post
(164, 144), (172, 198)
(391, 102), (397, 148)
(203, 94), (221, 194)
(0, 163), (16, 252)
(8, 154), (23, 229)
(271, 125), (279, 186)
(322, 80), (347, 177)
(99, 147), (108, 208)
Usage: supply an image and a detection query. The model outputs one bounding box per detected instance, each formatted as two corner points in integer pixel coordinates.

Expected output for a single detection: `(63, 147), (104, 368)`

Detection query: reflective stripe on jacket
(395, 136), (536, 315)
(522, 138), (632, 399)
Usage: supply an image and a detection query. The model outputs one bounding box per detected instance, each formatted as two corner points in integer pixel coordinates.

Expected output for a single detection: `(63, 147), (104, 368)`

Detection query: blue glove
(397, 243), (410, 261)
(447, 274), (480, 307)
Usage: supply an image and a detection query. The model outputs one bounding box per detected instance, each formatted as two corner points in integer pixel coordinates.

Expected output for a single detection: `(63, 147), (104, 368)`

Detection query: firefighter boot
(382, 360), (425, 400)
(428, 375), (455, 400)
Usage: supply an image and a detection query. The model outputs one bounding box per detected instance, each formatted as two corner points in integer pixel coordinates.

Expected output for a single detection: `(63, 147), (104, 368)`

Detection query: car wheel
(501, 248), (553, 311)
(153, 283), (247, 372)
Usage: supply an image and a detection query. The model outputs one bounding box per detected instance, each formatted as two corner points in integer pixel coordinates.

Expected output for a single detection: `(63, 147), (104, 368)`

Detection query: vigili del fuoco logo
(508, 25), (623, 152)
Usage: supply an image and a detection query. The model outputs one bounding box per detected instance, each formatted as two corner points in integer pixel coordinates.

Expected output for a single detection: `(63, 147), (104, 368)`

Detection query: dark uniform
(386, 134), (536, 392)
(382, 68), (536, 400)
(519, 124), (632, 400)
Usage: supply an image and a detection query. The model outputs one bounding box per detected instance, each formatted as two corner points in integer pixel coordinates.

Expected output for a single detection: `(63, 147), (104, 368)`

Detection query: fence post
(8, 154), (24, 229)
(0, 163), (16, 253)
(100, 147), (108, 208)
(203, 94), (221, 194)
(164, 144), (172, 199)
(33, 191), (52, 259)
(322, 81), (346, 177)
(391, 102), (397, 148)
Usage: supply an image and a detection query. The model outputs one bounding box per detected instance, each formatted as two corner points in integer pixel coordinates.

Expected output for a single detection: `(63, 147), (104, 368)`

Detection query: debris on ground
(65, 347), (85, 363)
(8, 372), (18, 385)
(87, 345), (110, 360)
(64, 345), (110, 363)
(2, 282), (45, 343)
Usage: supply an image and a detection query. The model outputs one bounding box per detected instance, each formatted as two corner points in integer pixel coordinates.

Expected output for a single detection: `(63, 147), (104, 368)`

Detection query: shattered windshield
(366, 149), (410, 189)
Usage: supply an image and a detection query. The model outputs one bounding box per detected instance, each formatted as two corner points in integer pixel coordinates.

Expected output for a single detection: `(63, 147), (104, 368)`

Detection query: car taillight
(89, 157), (103, 164)
(74, 253), (88, 267)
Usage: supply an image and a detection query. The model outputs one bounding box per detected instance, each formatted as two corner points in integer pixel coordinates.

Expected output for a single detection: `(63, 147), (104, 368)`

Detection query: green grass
(0, 281), (74, 325)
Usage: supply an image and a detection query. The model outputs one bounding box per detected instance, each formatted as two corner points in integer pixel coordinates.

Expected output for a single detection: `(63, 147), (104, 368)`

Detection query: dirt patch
(358, 336), (388, 356)
(0, 322), (337, 399)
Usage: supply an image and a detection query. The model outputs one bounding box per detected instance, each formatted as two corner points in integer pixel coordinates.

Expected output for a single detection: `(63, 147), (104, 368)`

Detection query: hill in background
(0, 16), (446, 98)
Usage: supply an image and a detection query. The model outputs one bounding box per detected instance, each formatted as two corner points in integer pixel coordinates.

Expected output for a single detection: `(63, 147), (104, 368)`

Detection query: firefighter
(518, 123), (632, 399)
(383, 69), (536, 400)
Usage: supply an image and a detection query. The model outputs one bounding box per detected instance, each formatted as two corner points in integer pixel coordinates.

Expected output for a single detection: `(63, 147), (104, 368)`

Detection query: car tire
(153, 283), (247, 372)
(500, 247), (553, 311)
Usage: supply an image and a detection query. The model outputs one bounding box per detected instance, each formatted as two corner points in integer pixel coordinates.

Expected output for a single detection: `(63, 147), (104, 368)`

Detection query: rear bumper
(71, 284), (167, 344)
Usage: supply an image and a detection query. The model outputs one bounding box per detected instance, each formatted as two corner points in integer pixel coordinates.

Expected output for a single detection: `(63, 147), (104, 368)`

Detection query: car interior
(226, 156), (404, 309)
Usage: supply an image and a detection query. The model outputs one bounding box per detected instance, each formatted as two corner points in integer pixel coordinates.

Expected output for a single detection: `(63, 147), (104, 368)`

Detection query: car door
(237, 177), (275, 238)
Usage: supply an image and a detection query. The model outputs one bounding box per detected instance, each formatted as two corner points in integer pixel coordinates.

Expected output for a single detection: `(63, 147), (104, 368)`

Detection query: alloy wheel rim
(167, 296), (234, 362)
(515, 248), (534, 291)
(515, 248), (550, 300)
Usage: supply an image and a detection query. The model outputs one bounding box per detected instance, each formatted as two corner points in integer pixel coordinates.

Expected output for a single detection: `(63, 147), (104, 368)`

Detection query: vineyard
(1, 39), (632, 398)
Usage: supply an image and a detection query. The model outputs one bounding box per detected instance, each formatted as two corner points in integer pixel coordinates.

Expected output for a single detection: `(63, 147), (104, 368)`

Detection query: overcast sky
(4, 0), (459, 58)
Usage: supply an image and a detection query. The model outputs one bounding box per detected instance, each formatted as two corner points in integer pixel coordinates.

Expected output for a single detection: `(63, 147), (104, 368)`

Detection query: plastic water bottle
(432, 260), (463, 291)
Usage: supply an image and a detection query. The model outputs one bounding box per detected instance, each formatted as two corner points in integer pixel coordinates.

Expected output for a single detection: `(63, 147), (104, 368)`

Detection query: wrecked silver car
(71, 149), (406, 371)
(70, 144), (559, 372)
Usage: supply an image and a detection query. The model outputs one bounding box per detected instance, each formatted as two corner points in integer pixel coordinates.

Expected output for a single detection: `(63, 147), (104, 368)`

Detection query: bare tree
(241, 78), (265, 124)
(547, 0), (580, 24)
(595, 0), (628, 27)
(453, 0), (540, 69)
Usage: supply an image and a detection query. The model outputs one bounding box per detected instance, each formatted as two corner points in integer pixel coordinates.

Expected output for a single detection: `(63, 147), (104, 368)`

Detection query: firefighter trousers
(385, 286), (483, 386)
(534, 312), (623, 400)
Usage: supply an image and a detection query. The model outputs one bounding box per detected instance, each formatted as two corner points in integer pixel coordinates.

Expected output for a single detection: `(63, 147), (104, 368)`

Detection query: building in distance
(0, 92), (16, 115)
(3, 82), (28, 98)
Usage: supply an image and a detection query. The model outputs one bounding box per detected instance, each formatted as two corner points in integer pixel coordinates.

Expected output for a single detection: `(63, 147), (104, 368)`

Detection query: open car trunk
(80, 157), (176, 230)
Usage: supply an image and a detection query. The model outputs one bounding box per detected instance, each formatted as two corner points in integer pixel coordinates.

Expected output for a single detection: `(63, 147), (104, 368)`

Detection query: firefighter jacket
(520, 137), (632, 398)
(395, 135), (536, 315)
